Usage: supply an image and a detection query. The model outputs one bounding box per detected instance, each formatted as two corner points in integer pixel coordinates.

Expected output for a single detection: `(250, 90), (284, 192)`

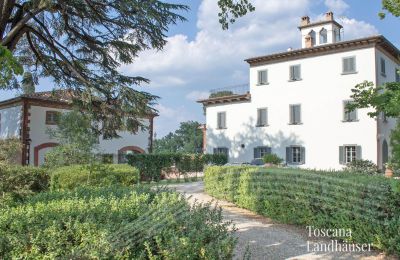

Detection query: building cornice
(245, 35), (400, 67)
(298, 20), (343, 30)
(197, 93), (251, 106)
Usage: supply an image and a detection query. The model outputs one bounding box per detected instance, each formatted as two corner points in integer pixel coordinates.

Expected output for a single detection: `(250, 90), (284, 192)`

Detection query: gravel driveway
(170, 182), (393, 260)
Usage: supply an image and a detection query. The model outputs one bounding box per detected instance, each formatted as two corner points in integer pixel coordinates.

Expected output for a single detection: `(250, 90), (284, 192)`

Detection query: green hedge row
(128, 153), (227, 181)
(204, 166), (400, 254)
(0, 165), (49, 204)
(0, 186), (236, 259)
(50, 164), (139, 190)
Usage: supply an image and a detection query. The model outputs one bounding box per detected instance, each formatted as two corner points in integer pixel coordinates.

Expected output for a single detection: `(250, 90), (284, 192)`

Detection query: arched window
(309, 30), (316, 46)
(334, 28), (341, 42)
(382, 140), (389, 165)
(320, 28), (328, 44)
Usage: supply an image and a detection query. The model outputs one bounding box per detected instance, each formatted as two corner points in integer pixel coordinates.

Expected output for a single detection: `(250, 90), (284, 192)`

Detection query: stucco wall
(376, 48), (400, 166)
(206, 47), (379, 170)
(28, 105), (151, 166)
(0, 105), (22, 139)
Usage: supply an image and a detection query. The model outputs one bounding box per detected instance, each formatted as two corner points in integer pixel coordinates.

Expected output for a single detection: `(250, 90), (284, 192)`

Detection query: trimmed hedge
(0, 186), (236, 259)
(50, 164), (139, 190)
(204, 166), (400, 254)
(0, 165), (49, 204)
(128, 153), (228, 181)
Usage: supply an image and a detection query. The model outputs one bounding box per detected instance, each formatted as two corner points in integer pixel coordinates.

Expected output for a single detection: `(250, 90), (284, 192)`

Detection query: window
(45, 111), (60, 125)
(286, 146), (305, 165)
(342, 57), (356, 74)
(343, 100), (358, 122)
(118, 150), (140, 164)
(289, 104), (301, 125)
(319, 28), (327, 44)
(214, 147), (229, 158)
(339, 145), (362, 164)
(381, 58), (386, 76)
(396, 69), (400, 83)
(309, 30), (316, 46)
(289, 65), (301, 81)
(334, 29), (341, 42)
(256, 108), (268, 127)
(254, 146), (271, 159)
(257, 70), (268, 85)
(217, 112), (226, 129)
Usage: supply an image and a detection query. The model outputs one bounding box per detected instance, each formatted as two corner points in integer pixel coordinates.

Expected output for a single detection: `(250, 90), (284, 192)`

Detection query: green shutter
(286, 147), (291, 164)
(301, 147), (306, 164)
(339, 146), (344, 164)
(295, 105), (301, 124)
(356, 146), (362, 160)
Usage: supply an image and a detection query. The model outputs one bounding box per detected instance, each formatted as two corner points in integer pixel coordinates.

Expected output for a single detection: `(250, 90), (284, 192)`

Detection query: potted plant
(263, 154), (283, 167)
(385, 161), (395, 178)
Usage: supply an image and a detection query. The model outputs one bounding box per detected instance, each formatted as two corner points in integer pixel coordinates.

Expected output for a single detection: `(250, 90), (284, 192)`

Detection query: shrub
(0, 165), (49, 204)
(128, 153), (228, 182)
(209, 90), (234, 98)
(263, 153), (283, 165)
(50, 164), (139, 190)
(0, 186), (236, 259)
(0, 138), (21, 164)
(204, 166), (400, 254)
(344, 159), (380, 175)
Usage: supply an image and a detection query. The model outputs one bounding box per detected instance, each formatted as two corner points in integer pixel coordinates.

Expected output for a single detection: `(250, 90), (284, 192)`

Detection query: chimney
(305, 35), (313, 48)
(326, 11), (334, 21)
(301, 16), (310, 26)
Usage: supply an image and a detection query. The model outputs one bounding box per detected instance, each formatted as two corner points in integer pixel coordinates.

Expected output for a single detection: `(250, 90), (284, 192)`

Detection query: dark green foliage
(218, 0), (255, 29)
(50, 164), (139, 190)
(380, 0), (400, 18)
(0, 137), (21, 164)
(204, 166), (400, 254)
(154, 121), (203, 153)
(0, 165), (49, 204)
(263, 153), (283, 165)
(128, 153), (228, 181)
(344, 160), (380, 175)
(0, 186), (236, 259)
(209, 90), (234, 98)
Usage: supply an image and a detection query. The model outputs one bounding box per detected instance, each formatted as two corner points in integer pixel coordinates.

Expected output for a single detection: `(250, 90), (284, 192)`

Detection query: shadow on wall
(0, 108), (21, 138)
(207, 117), (303, 163)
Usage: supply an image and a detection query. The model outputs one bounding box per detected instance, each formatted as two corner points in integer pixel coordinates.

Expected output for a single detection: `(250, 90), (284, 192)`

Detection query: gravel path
(170, 181), (393, 260)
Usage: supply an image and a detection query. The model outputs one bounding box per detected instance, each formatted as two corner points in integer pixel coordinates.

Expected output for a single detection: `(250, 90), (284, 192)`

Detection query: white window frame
(345, 146), (357, 164)
(257, 70), (268, 85)
(342, 56), (357, 74)
(256, 108), (268, 127)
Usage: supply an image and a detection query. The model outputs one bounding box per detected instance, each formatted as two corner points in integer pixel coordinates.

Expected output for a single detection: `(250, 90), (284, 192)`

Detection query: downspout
(21, 98), (30, 166)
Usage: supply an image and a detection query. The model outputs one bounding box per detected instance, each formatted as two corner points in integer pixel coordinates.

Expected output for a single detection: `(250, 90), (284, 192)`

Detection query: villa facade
(0, 91), (155, 166)
(198, 12), (400, 170)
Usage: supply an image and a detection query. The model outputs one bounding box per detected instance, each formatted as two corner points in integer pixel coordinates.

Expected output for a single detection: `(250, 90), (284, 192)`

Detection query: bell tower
(299, 12), (343, 48)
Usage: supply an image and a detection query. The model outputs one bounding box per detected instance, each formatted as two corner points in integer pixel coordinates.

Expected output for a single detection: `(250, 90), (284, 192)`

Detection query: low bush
(344, 159), (380, 175)
(0, 165), (49, 204)
(204, 166), (400, 254)
(263, 153), (283, 165)
(128, 153), (228, 182)
(0, 138), (21, 164)
(0, 186), (236, 259)
(50, 164), (139, 190)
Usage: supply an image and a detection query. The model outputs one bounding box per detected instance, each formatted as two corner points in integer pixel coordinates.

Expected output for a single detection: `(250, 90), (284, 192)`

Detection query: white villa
(0, 91), (154, 166)
(198, 12), (400, 170)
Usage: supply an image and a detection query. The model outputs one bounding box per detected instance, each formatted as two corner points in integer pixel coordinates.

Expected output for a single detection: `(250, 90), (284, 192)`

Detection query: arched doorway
(34, 142), (58, 166)
(118, 146), (145, 164)
(382, 140), (389, 166)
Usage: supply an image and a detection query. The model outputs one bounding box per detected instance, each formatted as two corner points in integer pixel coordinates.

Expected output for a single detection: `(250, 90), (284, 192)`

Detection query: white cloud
(186, 91), (209, 101)
(340, 18), (379, 40)
(324, 0), (349, 15)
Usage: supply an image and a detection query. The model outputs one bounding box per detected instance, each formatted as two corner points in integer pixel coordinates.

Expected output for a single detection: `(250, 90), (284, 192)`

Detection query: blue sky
(1, 0), (400, 137)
